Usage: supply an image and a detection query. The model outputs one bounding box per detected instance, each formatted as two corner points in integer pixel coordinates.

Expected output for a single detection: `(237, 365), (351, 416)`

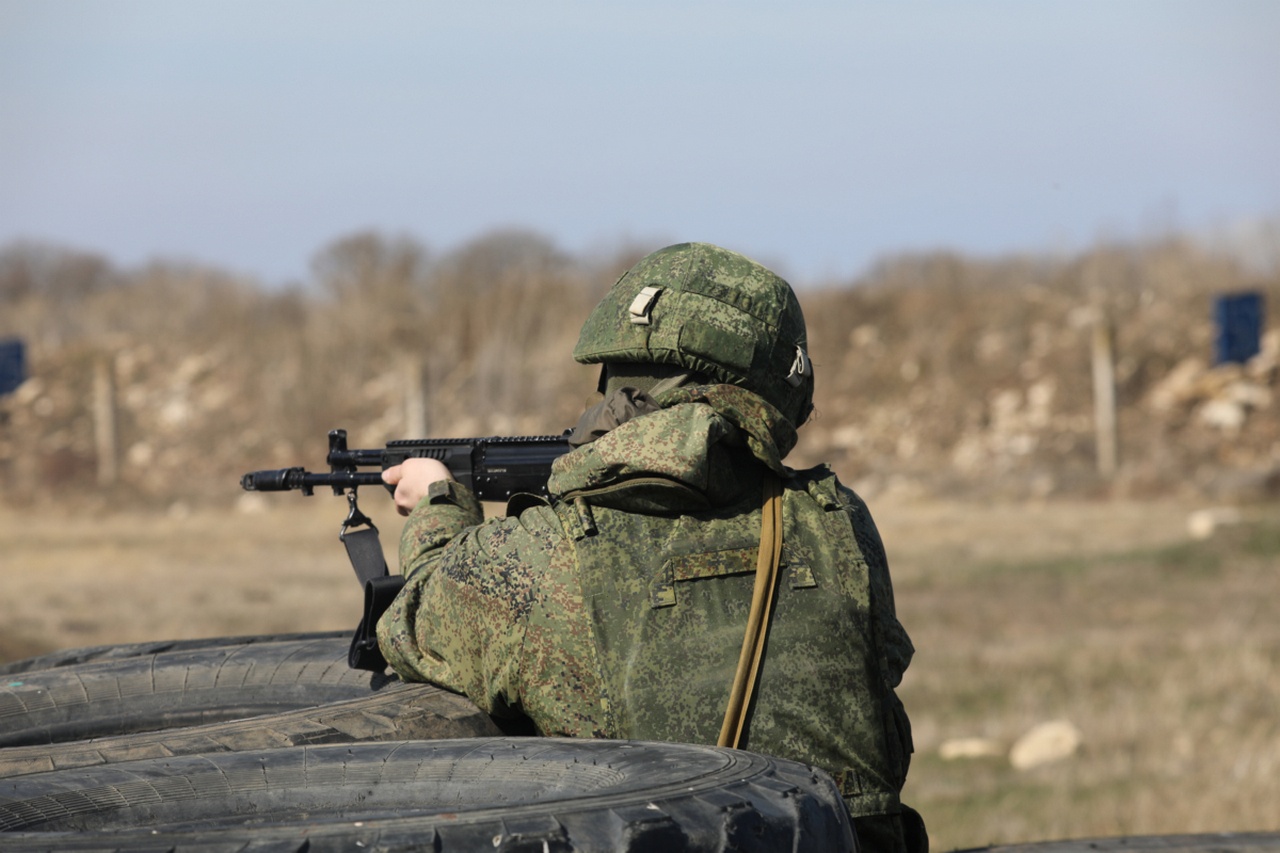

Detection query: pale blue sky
(2, 0), (1277, 286)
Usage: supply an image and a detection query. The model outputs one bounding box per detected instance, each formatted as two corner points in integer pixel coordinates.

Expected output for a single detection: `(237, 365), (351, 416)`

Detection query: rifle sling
(342, 522), (403, 672)
(342, 524), (390, 586)
(717, 474), (784, 749)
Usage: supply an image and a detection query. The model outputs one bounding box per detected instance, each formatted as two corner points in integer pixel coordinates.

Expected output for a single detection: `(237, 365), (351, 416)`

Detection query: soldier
(377, 242), (926, 853)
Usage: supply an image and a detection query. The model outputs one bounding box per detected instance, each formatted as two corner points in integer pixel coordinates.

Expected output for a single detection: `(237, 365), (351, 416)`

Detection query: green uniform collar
(549, 384), (794, 511)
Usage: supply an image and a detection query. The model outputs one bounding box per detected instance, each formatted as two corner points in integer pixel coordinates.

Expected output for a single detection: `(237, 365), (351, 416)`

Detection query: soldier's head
(574, 242), (814, 427)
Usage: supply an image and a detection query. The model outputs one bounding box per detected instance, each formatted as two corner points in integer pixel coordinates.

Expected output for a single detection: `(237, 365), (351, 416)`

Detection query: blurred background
(1, 1), (1278, 849)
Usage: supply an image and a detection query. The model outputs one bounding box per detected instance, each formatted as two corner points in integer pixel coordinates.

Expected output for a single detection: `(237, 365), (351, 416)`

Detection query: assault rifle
(240, 428), (571, 672)
(240, 428), (572, 503)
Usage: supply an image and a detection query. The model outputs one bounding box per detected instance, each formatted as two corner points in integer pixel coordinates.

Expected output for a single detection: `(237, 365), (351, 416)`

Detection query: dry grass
(0, 497), (404, 657)
(880, 499), (1280, 850)
(2, 495), (1277, 849)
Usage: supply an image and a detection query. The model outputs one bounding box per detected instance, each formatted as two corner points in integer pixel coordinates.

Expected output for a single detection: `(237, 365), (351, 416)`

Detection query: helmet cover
(574, 242), (814, 426)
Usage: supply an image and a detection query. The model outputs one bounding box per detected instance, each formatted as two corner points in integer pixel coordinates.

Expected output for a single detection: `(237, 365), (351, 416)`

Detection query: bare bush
(0, 230), (1277, 508)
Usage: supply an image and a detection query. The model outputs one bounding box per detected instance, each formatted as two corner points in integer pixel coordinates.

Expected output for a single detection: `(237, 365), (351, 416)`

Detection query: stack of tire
(0, 632), (857, 851)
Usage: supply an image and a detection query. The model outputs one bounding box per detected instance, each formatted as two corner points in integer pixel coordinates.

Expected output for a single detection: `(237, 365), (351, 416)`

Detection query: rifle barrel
(240, 468), (384, 492)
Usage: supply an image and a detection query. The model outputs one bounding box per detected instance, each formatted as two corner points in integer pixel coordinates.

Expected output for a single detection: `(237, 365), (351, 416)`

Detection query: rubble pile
(794, 243), (1280, 501)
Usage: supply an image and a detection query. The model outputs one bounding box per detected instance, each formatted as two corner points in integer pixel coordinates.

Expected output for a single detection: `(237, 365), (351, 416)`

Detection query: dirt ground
(0, 494), (1203, 658)
(2, 494), (1277, 850)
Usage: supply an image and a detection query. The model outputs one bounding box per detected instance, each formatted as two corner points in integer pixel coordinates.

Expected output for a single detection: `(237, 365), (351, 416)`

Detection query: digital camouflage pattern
(376, 478), (608, 736)
(573, 242), (815, 427)
(376, 385), (922, 850)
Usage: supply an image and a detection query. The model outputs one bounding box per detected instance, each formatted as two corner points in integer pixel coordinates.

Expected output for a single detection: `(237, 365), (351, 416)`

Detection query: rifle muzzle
(240, 467), (305, 491)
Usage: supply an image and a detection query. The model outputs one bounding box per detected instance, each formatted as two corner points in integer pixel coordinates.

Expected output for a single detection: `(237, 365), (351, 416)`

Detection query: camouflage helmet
(574, 242), (814, 426)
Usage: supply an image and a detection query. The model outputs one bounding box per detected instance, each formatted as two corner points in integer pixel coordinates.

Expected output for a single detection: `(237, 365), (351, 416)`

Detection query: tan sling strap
(718, 474), (785, 748)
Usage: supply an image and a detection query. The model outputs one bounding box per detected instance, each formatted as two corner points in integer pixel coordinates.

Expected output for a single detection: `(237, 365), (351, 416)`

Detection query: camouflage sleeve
(376, 492), (608, 735)
(397, 479), (485, 580)
(836, 481), (915, 687)
(376, 479), (485, 690)
(835, 478), (919, 802)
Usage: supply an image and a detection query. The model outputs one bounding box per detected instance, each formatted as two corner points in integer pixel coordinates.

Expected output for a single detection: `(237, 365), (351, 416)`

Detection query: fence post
(1091, 313), (1118, 478)
(404, 359), (426, 437)
(93, 355), (119, 487)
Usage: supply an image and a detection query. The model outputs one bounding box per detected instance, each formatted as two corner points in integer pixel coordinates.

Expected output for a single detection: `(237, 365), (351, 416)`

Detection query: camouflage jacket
(377, 385), (916, 820)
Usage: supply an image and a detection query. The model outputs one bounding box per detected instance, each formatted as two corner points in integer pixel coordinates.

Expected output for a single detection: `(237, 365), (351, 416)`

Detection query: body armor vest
(553, 465), (911, 816)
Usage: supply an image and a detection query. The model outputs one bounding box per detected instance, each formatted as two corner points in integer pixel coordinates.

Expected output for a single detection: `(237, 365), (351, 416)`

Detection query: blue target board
(0, 339), (25, 396)
(1214, 293), (1264, 365)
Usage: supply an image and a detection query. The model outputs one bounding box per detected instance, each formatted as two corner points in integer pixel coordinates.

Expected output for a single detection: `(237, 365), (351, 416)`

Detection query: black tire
(959, 835), (1280, 853)
(0, 635), (390, 747)
(0, 631), (347, 675)
(0, 737), (856, 852)
(0, 680), (504, 779)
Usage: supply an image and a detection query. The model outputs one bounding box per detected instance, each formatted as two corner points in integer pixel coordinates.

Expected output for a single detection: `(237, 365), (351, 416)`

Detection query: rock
(1187, 507), (1244, 540)
(1009, 720), (1082, 770)
(1197, 398), (1248, 433)
(1147, 357), (1210, 411)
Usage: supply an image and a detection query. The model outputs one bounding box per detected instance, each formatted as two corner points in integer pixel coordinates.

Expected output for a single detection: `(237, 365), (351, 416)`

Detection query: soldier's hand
(382, 458), (454, 516)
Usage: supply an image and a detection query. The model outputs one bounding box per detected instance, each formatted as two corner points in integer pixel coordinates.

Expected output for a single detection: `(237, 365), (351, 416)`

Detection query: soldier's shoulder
(784, 463), (861, 505)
